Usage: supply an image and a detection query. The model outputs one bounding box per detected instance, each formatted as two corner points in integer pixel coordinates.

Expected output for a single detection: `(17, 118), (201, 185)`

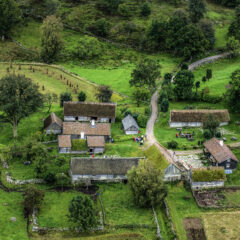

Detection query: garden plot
(183, 218), (207, 240)
(177, 154), (204, 169)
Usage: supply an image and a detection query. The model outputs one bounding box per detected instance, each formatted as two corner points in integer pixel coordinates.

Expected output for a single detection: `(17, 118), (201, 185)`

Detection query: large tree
(96, 85), (113, 102)
(0, 74), (43, 138)
(173, 70), (195, 100)
(127, 159), (167, 208)
(44, 92), (58, 113)
(0, 0), (21, 38)
(203, 114), (220, 137)
(130, 59), (160, 90)
(133, 87), (150, 107)
(226, 69), (240, 112)
(68, 195), (97, 231)
(40, 15), (63, 63)
(228, 5), (240, 41)
(198, 20), (215, 49)
(188, 0), (206, 23)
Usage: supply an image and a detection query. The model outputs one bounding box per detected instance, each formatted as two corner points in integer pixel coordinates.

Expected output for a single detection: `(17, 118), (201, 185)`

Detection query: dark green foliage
(127, 160), (167, 207)
(118, 3), (132, 17)
(228, 6), (240, 41)
(163, 73), (172, 85)
(0, 0), (21, 37)
(206, 69), (212, 80)
(137, 114), (148, 128)
(181, 62), (189, 70)
(133, 87), (150, 107)
(88, 18), (110, 37)
(216, 131), (221, 138)
(195, 81), (201, 94)
(96, 0), (121, 15)
(40, 15), (63, 63)
(167, 140), (178, 149)
(226, 36), (240, 56)
(226, 69), (240, 112)
(0, 74), (43, 138)
(213, 0), (240, 7)
(173, 70), (195, 100)
(203, 129), (212, 139)
(60, 92), (72, 107)
(199, 20), (215, 49)
(160, 98), (169, 113)
(34, 155), (48, 176)
(56, 173), (70, 190)
(188, 0), (206, 23)
(78, 91), (86, 102)
(203, 114), (220, 137)
(130, 58), (160, 90)
(202, 76), (207, 83)
(22, 185), (45, 218)
(192, 168), (226, 182)
(140, 2), (151, 17)
(96, 85), (113, 102)
(67, 195), (97, 231)
(44, 172), (56, 184)
(158, 90), (168, 104)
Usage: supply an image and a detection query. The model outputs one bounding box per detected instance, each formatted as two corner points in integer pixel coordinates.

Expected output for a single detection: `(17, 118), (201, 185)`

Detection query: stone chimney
(91, 120), (95, 128)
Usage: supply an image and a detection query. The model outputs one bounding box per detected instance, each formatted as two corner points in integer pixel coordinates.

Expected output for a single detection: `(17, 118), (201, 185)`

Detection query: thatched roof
(70, 157), (140, 175)
(58, 135), (71, 148)
(64, 102), (116, 118)
(44, 112), (63, 129)
(63, 122), (111, 136)
(87, 136), (105, 147)
(204, 138), (238, 163)
(122, 114), (139, 131)
(170, 110), (230, 123)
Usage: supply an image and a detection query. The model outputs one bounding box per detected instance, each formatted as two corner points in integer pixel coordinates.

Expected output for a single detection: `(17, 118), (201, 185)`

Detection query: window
(226, 163), (230, 169)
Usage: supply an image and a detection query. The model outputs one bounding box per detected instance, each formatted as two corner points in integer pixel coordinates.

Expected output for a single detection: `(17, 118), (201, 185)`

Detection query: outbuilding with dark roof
(87, 136), (105, 154)
(44, 112), (63, 134)
(122, 115), (139, 135)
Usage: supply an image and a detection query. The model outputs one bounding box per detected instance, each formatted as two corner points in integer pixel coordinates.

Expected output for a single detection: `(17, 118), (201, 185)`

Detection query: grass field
(193, 57), (240, 97)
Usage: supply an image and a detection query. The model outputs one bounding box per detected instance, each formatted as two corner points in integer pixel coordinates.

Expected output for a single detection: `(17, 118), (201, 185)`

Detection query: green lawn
(0, 190), (28, 240)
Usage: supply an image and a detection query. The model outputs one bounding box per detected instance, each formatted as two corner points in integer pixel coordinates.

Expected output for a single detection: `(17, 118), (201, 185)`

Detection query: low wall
(191, 181), (224, 190)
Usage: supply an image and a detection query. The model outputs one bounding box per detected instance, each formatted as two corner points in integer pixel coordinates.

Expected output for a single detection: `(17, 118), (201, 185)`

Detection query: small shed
(44, 112), (62, 134)
(87, 136), (105, 154)
(122, 115), (139, 135)
(204, 138), (239, 172)
(58, 135), (72, 153)
(164, 163), (182, 182)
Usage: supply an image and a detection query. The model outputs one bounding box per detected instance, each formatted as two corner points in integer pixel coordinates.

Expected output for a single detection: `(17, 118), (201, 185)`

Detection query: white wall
(125, 130), (139, 135)
(64, 116), (75, 121)
(170, 121), (229, 128)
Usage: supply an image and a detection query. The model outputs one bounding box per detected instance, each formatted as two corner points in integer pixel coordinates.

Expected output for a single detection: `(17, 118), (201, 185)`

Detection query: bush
(44, 172), (56, 184)
(137, 114), (148, 128)
(88, 18), (110, 37)
(216, 131), (221, 138)
(144, 107), (151, 116)
(78, 91), (86, 102)
(192, 168), (226, 182)
(140, 2), (151, 17)
(203, 129), (212, 139)
(118, 3), (132, 17)
(72, 139), (88, 151)
(167, 140), (178, 149)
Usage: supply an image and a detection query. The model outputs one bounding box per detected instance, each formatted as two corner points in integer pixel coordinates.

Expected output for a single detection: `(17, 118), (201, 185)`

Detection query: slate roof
(70, 157), (140, 175)
(170, 110), (230, 123)
(87, 136), (105, 148)
(63, 122), (111, 136)
(44, 112), (63, 129)
(204, 138), (238, 163)
(64, 102), (116, 118)
(122, 114), (139, 131)
(58, 135), (72, 148)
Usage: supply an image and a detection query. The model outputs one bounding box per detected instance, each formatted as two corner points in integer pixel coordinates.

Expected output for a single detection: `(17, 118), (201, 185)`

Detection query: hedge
(192, 168), (226, 182)
(71, 139), (88, 151)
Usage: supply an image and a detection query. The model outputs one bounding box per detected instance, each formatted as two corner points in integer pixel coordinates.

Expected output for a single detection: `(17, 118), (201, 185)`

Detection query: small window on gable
(226, 163), (230, 169)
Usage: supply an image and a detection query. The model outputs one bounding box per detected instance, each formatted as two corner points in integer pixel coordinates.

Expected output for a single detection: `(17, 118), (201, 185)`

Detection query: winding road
(145, 52), (233, 164)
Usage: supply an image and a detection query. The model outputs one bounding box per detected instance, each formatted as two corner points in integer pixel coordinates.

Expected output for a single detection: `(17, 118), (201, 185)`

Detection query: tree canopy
(188, 0), (206, 23)
(96, 85), (113, 102)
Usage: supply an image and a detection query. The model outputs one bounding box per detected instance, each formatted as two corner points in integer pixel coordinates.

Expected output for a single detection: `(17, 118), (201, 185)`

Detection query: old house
(44, 112), (63, 134)
(87, 136), (105, 154)
(169, 110), (230, 128)
(204, 138), (238, 173)
(64, 102), (116, 123)
(122, 114), (139, 135)
(58, 135), (71, 153)
(62, 121), (111, 141)
(70, 157), (140, 183)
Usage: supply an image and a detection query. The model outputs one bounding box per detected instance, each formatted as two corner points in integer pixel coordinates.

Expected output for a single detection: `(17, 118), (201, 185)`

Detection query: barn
(44, 112), (63, 134)
(169, 109), (230, 128)
(87, 136), (105, 154)
(204, 138), (238, 173)
(64, 102), (116, 123)
(122, 115), (139, 135)
(70, 157), (140, 183)
(58, 135), (72, 153)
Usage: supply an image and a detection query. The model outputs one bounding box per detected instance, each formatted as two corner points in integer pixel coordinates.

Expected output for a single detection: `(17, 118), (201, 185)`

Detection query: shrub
(203, 129), (212, 139)
(72, 139), (88, 151)
(216, 131), (221, 138)
(144, 107), (151, 116)
(89, 18), (110, 37)
(167, 140), (178, 149)
(60, 92), (72, 107)
(78, 91), (86, 102)
(192, 168), (226, 182)
(137, 114), (148, 128)
(140, 2), (151, 17)
(44, 172), (56, 184)
(118, 3), (132, 17)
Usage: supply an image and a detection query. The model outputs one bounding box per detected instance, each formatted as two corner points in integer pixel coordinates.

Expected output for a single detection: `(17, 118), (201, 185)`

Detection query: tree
(140, 2), (151, 17)
(162, 73), (172, 85)
(173, 70), (195, 100)
(226, 69), (240, 112)
(44, 92), (58, 113)
(203, 114), (220, 137)
(60, 92), (72, 107)
(78, 91), (86, 102)
(181, 62), (189, 70)
(133, 87), (150, 107)
(40, 15), (63, 63)
(202, 76), (207, 84)
(22, 185), (45, 218)
(118, 3), (132, 18)
(96, 0), (121, 15)
(226, 36), (240, 57)
(158, 90), (168, 104)
(199, 20), (215, 49)
(130, 59), (161, 90)
(195, 81), (201, 94)
(228, 5), (240, 41)
(67, 195), (97, 231)
(96, 85), (113, 102)
(0, 0), (21, 38)
(0, 75), (43, 138)
(206, 69), (212, 81)
(160, 98), (169, 113)
(56, 173), (70, 191)
(127, 159), (167, 207)
(188, 0), (206, 23)
(89, 18), (110, 37)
